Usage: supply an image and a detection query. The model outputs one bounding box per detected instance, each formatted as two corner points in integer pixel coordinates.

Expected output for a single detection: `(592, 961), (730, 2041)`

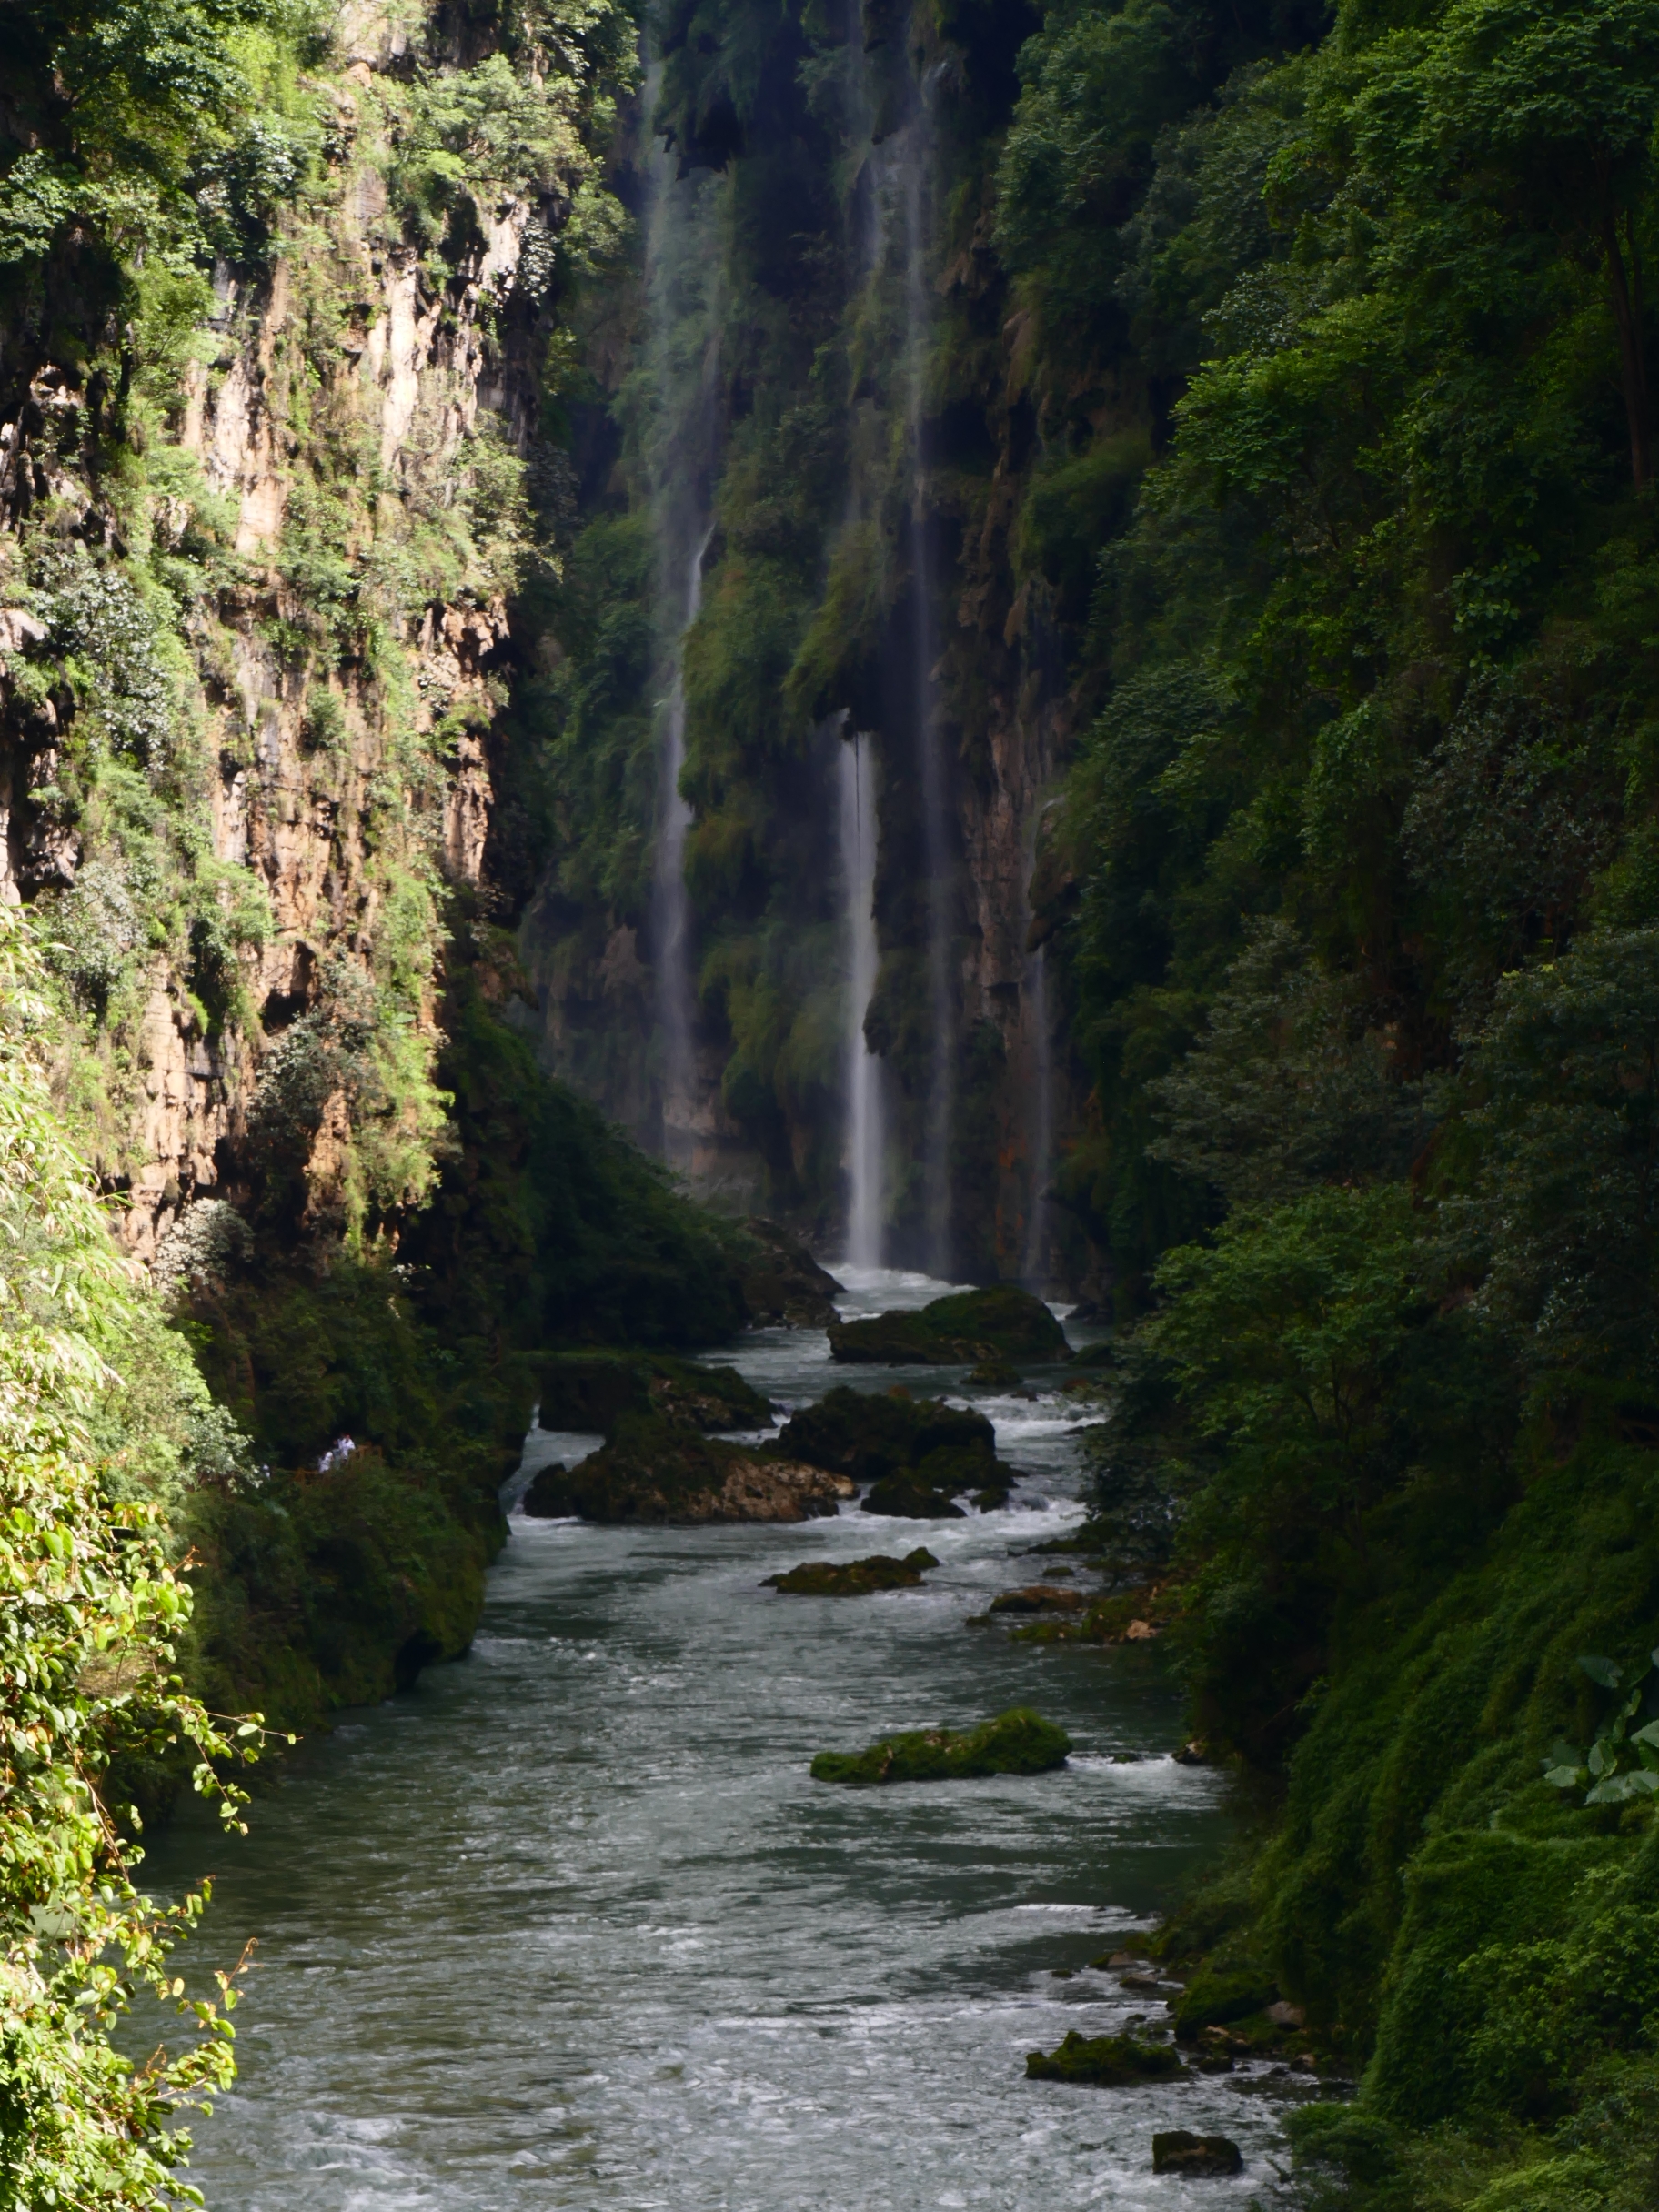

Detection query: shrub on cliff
(0, 910), (258, 2204)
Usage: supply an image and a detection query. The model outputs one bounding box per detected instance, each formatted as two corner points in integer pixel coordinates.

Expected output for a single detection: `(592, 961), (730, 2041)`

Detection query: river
(150, 1270), (1286, 2208)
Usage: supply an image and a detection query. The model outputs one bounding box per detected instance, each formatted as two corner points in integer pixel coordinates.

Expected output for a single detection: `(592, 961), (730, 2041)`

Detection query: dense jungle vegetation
(5, 0), (1659, 2202)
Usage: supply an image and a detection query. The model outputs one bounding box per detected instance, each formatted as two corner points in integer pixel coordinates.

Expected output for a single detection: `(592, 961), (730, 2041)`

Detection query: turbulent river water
(151, 1270), (1291, 2209)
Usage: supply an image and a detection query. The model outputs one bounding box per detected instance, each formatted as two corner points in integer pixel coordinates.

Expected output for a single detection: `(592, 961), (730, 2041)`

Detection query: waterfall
(839, 730), (884, 1269)
(639, 59), (723, 1168)
(898, 96), (954, 1273)
(654, 526), (713, 1168)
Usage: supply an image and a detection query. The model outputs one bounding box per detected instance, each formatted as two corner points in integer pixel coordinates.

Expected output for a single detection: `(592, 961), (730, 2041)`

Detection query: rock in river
(828, 1284), (1069, 1366)
(521, 1413), (853, 1523)
(761, 1548), (940, 1595)
(775, 1387), (1012, 1511)
(736, 1217), (844, 1328)
(539, 1351), (773, 1437)
(1151, 2131), (1243, 2177)
(1024, 2031), (1183, 2086)
(810, 1706), (1071, 1785)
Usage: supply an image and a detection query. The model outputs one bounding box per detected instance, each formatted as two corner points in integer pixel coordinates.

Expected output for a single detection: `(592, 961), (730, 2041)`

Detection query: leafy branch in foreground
(0, 906), (259, 2207)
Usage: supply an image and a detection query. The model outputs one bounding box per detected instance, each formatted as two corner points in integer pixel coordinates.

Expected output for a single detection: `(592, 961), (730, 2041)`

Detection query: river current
(151, 1270), (1288, 2208)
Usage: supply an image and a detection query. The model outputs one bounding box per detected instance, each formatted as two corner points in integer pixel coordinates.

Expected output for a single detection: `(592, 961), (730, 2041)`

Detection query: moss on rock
(1024, 2031), (1184, 2086)
(539, 1350), (772, 1436)
(522, 1413), (852, 1523)
(775, 1385), (999, 1482)
(810, 1706), (1071, 1784)
(829, 1285), (1070, 1366)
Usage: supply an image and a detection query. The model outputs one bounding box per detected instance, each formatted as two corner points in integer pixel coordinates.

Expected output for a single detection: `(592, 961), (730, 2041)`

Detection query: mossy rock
(1151, 2131), (1242, 2176)
(775, 1385), (999, 1483)
(523, 1412), (851, 1523)
(735, 1218), (843, 1328)
(539, 1351), (772, 1437)
(990, 1584), (1085, 1614)
(1024, 2030), (1183, 2086)
(862, 1476), (965, 1519)
(1172, 1967), (1280, 2041)
(828, 1285), (1069, 1366)
(810, 1706), (1071, 1785)
(967, 1359), (1029, 1391)
(762, 1546), (939, 1594)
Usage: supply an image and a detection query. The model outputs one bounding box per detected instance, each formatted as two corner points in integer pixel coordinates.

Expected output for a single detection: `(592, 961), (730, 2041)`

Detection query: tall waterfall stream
(153, 1276), (1287, 2207)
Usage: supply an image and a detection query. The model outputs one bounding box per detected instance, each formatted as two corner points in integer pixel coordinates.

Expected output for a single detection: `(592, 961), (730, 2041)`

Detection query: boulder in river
(777, 1386), (1012, 1512)
(862, 1475), (964, 1518)
(762, 1547), (940, 1594)
(521, 1413), (852, 1523)
(775, 1385), (999, 1483)
(810, 1706), (1071, 1785)
(539, 1351), (773, 1437)
(1023, 2031), (1183, 2086)
(828, 1284), (1069, 1366)
(1151, 2131), (1243, 2177)
(736, 1218), (844, 1328)
(990, 1584), (1086, 1614)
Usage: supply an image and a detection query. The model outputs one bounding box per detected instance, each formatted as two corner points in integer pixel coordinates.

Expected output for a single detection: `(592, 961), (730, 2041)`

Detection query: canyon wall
(0, 0), (616, 1268)
(518, 0), (1085, 1283)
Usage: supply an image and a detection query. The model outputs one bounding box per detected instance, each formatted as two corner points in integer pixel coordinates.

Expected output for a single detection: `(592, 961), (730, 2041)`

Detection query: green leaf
(1578, 1654), (1623, 1689)
(1543, 1765), (1585, 1790)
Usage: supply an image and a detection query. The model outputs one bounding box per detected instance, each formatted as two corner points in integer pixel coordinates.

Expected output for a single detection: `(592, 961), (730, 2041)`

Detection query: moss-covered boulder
(734, 1218), (844, 1327)
(762, 1547), (939, 1594)
(1151, 2131), (1242, 2175)
(861, 1475), (966, 1519)
(990, 1584), (1086, 1614)
(828, 1285), (1069, 1366)
(810, 1707), (1071, 1784)
(1171, 1967), (1280, 2041)
(775, 1385), (999, 1482)
(539, 1351), (772, 1437)
(1024, 2031), (1183, 2086)
(521, 1413), (851, 1523)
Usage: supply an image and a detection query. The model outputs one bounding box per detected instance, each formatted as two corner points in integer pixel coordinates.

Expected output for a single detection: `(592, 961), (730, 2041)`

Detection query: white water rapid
(840, 729), (885, 1268)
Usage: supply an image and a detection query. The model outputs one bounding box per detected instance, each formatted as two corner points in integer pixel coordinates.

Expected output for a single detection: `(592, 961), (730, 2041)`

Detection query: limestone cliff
(0, 0), (621, 1265)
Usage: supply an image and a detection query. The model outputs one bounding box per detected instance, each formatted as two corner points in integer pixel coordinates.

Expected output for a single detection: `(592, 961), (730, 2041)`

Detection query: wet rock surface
(829, 1285), (1070, 1366)
(761, 1546), (940, 1594)
(520, 1413), (852, 1523)
(1151, 2131), (1242, 2177)
(810, 1706), (1071, 1785)
(735, 1218), (844, 1328)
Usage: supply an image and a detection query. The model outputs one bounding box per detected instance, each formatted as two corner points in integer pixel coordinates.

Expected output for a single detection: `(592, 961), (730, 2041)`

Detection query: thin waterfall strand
(840, 732), (884, 1269)
(655, 526), (712, 1164)
(899, 105), (953, 1272)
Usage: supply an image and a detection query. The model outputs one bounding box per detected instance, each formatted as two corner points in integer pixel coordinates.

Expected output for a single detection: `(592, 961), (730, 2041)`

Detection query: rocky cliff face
(518, 1), (1085, 1282)
(0, 3), (606, 1265)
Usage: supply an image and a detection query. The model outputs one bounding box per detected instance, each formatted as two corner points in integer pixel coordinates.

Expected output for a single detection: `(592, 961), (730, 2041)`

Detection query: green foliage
(0, 910), (259, 2207)
(1543, 1650), (1659, 1808)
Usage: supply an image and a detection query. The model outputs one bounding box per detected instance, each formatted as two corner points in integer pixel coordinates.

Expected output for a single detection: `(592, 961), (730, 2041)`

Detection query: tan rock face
(0, 47), (548, 1264)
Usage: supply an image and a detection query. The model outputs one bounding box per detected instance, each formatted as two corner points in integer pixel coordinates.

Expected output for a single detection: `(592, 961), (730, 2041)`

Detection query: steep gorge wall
(0, 0), (607, 1271)
(521, 0), (1084, 1282)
